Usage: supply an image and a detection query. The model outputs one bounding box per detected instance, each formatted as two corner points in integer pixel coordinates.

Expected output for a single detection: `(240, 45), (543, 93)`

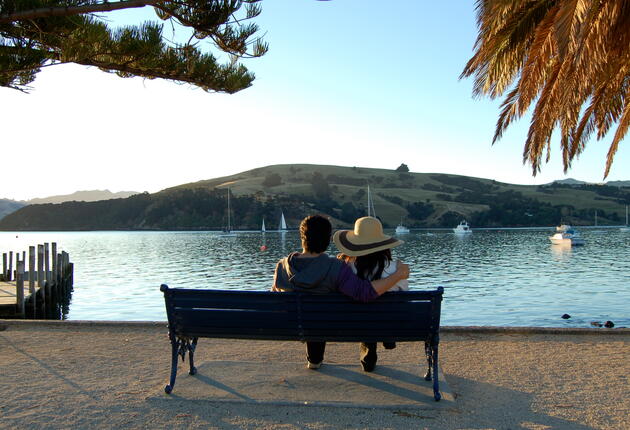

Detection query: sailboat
(367, 184), (376, 218)
(278, 211), (288, 233)
(621, 205), (630, 232)
(220, 188), (237, 236)
(261, 218), (266, 233)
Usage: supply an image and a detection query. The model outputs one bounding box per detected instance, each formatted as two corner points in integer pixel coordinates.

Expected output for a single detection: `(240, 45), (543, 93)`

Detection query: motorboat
(556, 224), (571, 233)
(453, 220), (472, 234)
(549, 226), (585, 246)
(395, 217), (410, 234)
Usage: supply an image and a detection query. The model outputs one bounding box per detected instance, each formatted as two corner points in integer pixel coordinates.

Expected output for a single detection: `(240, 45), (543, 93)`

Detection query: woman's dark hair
(300, 215), (332, 253)
(354, 249), (392, 281)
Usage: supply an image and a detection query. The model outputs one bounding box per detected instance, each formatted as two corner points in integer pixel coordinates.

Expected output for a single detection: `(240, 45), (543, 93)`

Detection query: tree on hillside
(395, 163), (409, 172)
(462, 0), (630, 178)
(0, 0), (267, 93)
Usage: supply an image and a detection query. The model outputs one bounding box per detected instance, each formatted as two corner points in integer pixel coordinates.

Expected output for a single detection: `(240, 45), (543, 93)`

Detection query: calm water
(1, 228), (628, 327)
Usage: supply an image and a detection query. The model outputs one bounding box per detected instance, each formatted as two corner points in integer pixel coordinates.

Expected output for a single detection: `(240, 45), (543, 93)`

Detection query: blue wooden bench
(160, 284), (444, 401)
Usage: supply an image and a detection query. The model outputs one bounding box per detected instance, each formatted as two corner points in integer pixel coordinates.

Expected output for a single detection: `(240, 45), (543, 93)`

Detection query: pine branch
(0, 1), (161, 24)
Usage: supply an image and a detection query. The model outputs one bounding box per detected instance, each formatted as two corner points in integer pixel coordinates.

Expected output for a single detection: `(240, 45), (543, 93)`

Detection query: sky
(1, 1), (628, 202)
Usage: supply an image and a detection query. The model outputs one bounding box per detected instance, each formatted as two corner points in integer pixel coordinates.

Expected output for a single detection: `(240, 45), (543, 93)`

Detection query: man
(272, 214), (410, 369)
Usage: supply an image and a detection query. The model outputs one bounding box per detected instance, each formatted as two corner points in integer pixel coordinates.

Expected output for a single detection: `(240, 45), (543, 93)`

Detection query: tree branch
(0, 1), (162, 24)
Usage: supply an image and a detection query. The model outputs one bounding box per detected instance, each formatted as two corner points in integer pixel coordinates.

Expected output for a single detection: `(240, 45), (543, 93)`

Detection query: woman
(333, 216), (408, 371)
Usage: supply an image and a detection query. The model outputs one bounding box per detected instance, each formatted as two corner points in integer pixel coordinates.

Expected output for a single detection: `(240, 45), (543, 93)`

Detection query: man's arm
(371, 261), (409, 295)
(336, 261), (410, 302)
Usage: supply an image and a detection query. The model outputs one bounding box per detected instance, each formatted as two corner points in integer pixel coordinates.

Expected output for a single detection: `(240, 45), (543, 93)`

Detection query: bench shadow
(146, 361), (601, 429)
(147, 376), (600, 430)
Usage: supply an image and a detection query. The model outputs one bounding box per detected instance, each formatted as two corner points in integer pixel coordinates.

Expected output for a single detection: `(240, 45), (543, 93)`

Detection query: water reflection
(1, 228), (628, 327)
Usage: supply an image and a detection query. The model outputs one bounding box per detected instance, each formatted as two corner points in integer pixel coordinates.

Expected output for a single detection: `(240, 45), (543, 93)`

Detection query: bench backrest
(161, 285), (443, 343)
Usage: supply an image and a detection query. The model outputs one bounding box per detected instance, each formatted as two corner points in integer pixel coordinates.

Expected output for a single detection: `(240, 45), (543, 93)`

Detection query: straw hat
(333, 216), (403, 257)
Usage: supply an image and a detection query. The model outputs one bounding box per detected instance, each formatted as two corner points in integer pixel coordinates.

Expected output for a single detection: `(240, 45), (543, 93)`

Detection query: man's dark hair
(300, 215), (332, 253)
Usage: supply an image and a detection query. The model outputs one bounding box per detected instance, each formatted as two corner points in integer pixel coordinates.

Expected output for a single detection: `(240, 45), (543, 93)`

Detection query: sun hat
(333, 216), (403, 257)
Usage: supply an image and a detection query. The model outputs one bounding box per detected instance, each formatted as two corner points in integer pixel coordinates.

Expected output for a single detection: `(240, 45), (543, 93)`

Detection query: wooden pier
(0, 243), (73, 319)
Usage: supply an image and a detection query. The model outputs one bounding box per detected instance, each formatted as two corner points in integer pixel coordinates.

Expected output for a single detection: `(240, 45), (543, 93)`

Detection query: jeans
(306, 341), (395, 370)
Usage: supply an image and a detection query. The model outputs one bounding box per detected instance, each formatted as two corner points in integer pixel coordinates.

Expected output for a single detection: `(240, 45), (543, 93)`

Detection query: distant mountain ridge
(1, 164), (629, 231)
(27, 190), (139, 205)
(0, 199), (26, 221)
(0, 190), (139, 221)
(550, 178), (630, 187)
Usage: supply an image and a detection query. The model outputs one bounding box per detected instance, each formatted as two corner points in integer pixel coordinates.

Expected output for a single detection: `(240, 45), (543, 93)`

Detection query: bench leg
(423, 340), (441, 401)
(165, 333), (179, 394)
(188, 337), (198, 375)
(431, 343), (441, 401)
(423, 341), (433, 381)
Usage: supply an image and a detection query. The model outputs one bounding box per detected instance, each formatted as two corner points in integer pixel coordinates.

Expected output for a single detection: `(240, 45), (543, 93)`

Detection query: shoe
(307, 361), (322, 370)
(361, 361), (375, 372)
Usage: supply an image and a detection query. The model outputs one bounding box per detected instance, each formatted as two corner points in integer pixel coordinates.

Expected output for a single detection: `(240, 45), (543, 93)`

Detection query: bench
(160, 284), (444, 401)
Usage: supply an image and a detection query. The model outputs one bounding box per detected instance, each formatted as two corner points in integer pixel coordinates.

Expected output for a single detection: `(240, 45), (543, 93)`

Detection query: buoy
(604, 321), (615, 328)
(260, 245), (267, 251)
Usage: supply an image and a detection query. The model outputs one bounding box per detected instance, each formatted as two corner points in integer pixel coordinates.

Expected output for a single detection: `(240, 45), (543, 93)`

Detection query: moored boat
(395, 217), (410, 234)
(453, 220), (472, 234)
(549, 226), (584, 246)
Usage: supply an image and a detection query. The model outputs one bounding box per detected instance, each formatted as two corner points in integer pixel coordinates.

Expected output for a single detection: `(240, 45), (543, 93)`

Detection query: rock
(561, 314), (571, 319)
(604, 321), (615, 328)
(590, 321), (603, 327)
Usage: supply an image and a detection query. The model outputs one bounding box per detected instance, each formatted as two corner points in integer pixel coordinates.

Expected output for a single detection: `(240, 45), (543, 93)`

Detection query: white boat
(453, 220), (472, 234)
(395, 217), (410, 234)
(278, 211), (288, 232)
(261, 218), (266, 233)
(621, 206), (630, 232)
(549, 226), (584, 246)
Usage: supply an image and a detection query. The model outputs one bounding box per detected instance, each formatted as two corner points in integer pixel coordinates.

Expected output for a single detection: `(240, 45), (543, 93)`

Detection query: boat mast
(367, 184), (376, 218)
(227, 188), (231, 232)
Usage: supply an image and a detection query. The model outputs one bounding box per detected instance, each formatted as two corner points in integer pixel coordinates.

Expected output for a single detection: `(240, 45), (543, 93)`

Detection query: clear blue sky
(1, 1), (628, 201)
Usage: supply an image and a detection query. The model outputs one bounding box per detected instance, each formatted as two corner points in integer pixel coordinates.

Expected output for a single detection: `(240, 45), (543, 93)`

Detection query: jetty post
(37, 245), (45, 311)
(8, 251), (13, 281)
(16, 260), (25, 316)
(28, 246), (36, 313)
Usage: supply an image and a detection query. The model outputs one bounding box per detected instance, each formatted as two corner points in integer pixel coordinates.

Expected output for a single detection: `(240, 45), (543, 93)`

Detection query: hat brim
(333, 230), (403, 257)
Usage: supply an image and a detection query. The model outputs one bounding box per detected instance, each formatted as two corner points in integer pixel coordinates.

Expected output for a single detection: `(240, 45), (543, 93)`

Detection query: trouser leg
(359, 342), (377, 371)
(306, 341), (326, 364)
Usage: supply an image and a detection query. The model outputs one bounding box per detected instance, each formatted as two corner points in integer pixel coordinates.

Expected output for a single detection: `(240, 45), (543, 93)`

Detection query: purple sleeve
(336, 264), (379, 302)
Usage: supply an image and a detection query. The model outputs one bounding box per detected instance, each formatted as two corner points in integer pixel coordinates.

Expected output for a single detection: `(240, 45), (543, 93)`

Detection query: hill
(0, 199), (26, 221)
(1, 164), (629, 231)
(27, 190), (139, 204)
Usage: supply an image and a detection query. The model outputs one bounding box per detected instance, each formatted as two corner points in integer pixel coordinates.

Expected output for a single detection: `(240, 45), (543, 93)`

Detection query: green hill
(1, 164), (629, 231)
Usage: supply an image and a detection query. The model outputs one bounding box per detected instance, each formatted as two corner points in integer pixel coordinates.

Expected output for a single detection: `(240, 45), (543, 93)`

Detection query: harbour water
(1, 228), (628, 327)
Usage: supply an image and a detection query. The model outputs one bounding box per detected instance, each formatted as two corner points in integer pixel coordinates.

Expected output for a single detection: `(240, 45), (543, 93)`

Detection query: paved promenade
(0, 321), (628, 429)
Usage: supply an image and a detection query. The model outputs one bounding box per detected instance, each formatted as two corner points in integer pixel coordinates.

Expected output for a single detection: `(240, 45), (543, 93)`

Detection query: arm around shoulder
(371, 261), (409, 295)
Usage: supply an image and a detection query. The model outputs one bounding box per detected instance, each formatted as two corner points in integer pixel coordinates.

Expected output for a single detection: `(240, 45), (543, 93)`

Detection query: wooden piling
(2, 253), (6, 281)
(51, 243), (57, 286)
(37, 245), (45, 307)
(16, 260), (25, 317)
(29, 246), (36, 313)
(8, 251), (13, 282)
